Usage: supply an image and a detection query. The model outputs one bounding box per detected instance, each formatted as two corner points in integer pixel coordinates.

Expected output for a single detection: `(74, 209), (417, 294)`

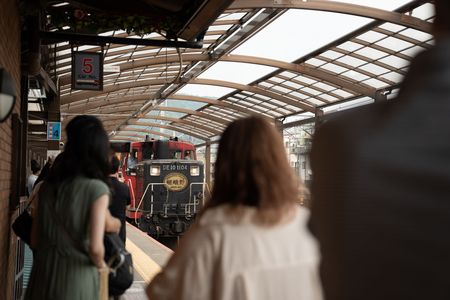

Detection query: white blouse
(146, 205), (323, 300)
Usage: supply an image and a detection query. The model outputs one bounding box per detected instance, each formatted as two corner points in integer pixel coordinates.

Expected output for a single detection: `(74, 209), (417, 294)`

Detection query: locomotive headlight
(190, 166), (200, 176)
(150, 165), (160, 176)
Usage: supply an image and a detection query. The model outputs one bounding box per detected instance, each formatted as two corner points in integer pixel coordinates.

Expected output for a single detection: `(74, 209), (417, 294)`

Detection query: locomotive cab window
(142, 142), (154, 160)
(184, 150), (193, 160)
(127, 149), (138, 172)
(173, 150), (182, 159)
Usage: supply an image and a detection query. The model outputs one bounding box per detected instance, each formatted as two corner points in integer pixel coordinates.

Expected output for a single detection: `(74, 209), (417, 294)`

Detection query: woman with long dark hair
(26, 115), (117, 300)
(146, 115), (322, 300)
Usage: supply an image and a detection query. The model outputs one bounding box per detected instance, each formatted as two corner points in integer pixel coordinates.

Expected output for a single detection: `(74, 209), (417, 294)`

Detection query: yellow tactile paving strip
(126, 238), (162, 282)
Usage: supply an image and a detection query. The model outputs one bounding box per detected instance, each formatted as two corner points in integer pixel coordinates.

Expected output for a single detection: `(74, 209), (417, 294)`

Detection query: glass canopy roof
(53, 0), (435, 144)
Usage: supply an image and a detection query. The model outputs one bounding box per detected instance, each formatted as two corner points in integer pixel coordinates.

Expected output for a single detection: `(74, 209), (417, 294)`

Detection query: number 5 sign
(72, 52), (103, 91)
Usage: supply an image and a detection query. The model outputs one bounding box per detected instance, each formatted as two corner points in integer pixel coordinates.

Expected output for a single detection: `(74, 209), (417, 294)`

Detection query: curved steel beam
(104, 121), (209, 141)
(150, 106), (229, 126)
(61, 77), (318, 113)
(62, 79), (167, 104)
(65, 94), (254, 120)
(59, 54), (207, 86)
(103, 114), (221, 136)
(132, 116), (221, 136)
(111, 129), (173, 139)
(133, 122), (213, 138)
(63, 94), (274, 136)
(220, 54), (375, 97)
(229, 0), (432, 33)
(59, 54), (375, 100)
(110, 105), (228, 132)
(110, 136), (142, 142)
(108, 127), (204, 141)
(330, 46), (408, 75)
(73, 100), (229, 126)
(64, 98), (152, 113)
(90, 105), (142, 115)
(189, 78), (314, 112)
(169, 94), (272, 121)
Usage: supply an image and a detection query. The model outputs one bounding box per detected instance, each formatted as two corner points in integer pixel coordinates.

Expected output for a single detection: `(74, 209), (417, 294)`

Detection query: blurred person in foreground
(26, 115), (120, 300)
(109, 155), (131, 243)
(146, 115), (323, 300)
(309, 2), (450, 300)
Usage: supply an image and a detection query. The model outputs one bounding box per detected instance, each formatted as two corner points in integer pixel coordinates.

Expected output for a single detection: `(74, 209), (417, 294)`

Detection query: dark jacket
(309, 38), (450, 300)
(109, 177), (131, 243)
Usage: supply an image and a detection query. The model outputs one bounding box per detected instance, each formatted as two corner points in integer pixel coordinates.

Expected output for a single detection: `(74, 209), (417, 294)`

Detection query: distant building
(283, 124), (314, 184)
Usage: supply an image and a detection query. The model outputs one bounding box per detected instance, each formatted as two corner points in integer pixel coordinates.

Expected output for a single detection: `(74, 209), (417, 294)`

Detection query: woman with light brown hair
(146, 115), (322, 300)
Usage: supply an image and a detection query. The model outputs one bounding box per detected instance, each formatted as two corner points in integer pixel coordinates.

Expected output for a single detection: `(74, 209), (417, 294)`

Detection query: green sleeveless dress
(25, 176), (110, 300)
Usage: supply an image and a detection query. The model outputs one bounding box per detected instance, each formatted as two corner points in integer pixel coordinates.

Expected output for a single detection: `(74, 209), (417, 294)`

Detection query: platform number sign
(47, 122), (61, 141)
(72, 52), (103, 91)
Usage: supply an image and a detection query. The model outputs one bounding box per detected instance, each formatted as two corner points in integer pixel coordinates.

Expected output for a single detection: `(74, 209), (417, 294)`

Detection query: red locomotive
(112, 138), (205, 242)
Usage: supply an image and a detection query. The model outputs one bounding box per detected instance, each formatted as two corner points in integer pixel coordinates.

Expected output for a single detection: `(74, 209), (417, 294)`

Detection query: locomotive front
(134, 143), (205, 239)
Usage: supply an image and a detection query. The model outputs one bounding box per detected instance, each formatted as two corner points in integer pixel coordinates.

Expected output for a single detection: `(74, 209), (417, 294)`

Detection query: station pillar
(274, 118), (284, 135)
(375, 91), (388, 102)
(205, 140), (211, 194)
(315, 108), (324, 128)
(47, 93), (61, 152)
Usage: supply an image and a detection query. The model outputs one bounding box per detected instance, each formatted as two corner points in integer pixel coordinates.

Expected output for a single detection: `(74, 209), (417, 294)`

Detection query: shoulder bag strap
(26, 182), (43, 210)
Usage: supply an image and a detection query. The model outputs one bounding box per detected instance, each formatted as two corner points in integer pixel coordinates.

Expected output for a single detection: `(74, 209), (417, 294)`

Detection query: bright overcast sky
(176, 0), (419, 99)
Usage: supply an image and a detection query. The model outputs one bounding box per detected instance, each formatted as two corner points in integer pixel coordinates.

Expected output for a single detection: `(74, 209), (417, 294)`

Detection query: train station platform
(0, 1), (440, 299)
(122, 223), (173, 299)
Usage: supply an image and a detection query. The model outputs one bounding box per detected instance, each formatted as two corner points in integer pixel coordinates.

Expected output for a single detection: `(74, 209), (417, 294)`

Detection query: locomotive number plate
(164, 172), (188, 192)
(162, 164), (188, 171)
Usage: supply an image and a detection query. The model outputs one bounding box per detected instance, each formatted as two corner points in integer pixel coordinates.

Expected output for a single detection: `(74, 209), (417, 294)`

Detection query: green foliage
(47, 9), (182, 36)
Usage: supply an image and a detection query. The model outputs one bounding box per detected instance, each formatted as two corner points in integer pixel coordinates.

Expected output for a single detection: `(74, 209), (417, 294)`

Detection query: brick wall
(0, 0), (21, 299)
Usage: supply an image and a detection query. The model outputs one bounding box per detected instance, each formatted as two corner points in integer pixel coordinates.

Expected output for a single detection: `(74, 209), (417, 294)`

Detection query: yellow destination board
(163, 172), (188, 192)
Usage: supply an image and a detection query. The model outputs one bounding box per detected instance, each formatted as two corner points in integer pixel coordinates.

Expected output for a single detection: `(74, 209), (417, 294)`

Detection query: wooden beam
(59, 54), (376, 101)
(39, 68), (57, 95)
(105, 121), (208, 141)
(190, 78), (317, 112)
(151, 106), (229, 126)
(131, 116), (221, 136)
(28, 124), (47, 132)
(64, 94), (256, 120)
(112, 129), (173, 139)
(229, 0), (432, 33)
(61, 77), (318, 112)
(29, 111), (48, 120)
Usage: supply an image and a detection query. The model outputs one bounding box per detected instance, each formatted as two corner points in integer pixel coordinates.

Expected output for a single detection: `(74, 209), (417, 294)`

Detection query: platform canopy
(47, 0), (435, 145)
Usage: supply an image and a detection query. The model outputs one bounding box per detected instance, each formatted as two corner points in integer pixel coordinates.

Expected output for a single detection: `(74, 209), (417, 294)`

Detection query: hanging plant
(46, 7), (182, 37)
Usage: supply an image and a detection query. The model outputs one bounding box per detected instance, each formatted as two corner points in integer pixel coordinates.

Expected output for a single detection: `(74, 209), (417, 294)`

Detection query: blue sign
(47, 122), (61, 141)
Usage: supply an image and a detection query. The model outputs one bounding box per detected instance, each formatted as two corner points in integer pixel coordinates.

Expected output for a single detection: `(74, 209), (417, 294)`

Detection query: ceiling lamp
(0, 69), (17, 122)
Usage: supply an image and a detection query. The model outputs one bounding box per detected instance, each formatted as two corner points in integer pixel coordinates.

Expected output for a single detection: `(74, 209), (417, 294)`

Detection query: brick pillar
(0, 0), (21, 299)
(20, 76), (28, 198)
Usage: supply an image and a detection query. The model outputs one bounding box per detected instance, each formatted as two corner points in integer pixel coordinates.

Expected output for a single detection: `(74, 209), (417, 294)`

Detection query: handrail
(127, 179), (136, 206)
(136, 181), (208, 223)
(135, 183), (169, 224)
(187, 182), (207, 216)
